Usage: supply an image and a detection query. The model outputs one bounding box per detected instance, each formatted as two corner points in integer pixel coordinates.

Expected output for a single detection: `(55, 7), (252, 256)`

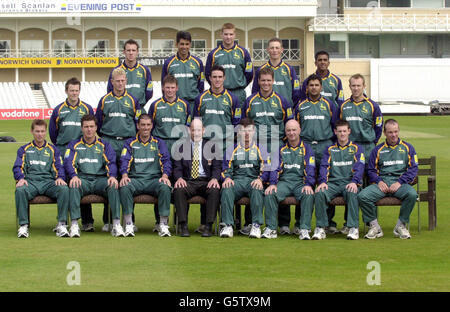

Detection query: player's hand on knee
(315, 183), (328, 193)
(55, 178), (67, 186)
(302, 185), (314, 195)
(251, 178), (263, 190)
(377, 181), (389, 193)
(108, 177), (119, 189)
(222, 178), (234, 188)
(119, 174), (131, 187)
(159, 174), (171, 187)
(174, 178), (187, 189)
(16, 179), (28, 188)
(69, 176), (81, 188)
(389, 182), (401, 194)
(345, 182), (358, 193)
(265, 184), (277, 195)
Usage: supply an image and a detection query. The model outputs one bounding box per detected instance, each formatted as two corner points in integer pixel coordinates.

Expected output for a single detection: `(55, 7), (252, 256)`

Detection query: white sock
(113, 219), (120, 226)
(71, 220), (78, 227)
(124, 214), (133, 225)
(160, 216), (168, 225)
(58, 221), (66, 227)
(369, 219), (380, 228)
(396, 219), (405, 228)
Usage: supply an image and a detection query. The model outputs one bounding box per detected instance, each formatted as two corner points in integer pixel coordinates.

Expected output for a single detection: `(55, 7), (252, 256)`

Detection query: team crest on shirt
(233, 51), (241, 60)
(398, 147), (405, 153)
(222, 98), (230, 106)
(150, 144), (157, 151)
(137, 71), (143, 78)
(95, 146), (101, 154)
(250, 150), (258, 159)
(44, 149), (50, 157)
(271, 99), (278, 108)
(362, 105), (369, 114)
(329, 80), (335, 87)
(320, 103), (327, 111)
(189, 62), (196, 70)
(348, 147), (356, 154)
(124, 100), (131, 108)
(177, 104), (184, 112)
(281, 68), (288, 76)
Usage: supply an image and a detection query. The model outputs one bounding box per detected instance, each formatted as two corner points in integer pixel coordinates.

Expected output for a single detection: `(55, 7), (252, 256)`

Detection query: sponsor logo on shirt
(256, 111), (275, 117)
(345, 117), (363, 122)
(30, 160), (47, 166)
(222, 64), (236, 69)
(109, 112), (127, 118)
(174, 73), (194, 78)
(134, 158), (155, 163)
(205, 109), (225, 115)
(304, 115), (325, 120)
(79, 158), (99, 163)
(332, 161), (352, 167)
(162, 117), (181, 123)
(383, 160), (404, 166)
(126, 84), (141, 89)
(273, 81), (285, 86)
(239, 163), (254, 169)
(62, 121), (81, 127)
(284, 164), (301, 169)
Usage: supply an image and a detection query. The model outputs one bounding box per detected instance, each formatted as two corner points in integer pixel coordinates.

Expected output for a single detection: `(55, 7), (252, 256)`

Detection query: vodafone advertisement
(0, 108), (54, 120)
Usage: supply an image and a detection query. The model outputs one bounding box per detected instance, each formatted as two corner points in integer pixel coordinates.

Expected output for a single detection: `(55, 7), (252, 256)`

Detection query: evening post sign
(0, 0), (143, 13)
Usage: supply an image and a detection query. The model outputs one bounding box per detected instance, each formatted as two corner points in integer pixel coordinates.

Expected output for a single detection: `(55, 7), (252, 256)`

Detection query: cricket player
(358, 119), (418, 240)
(161, 30), (204, 116)
(301, 50), (344, 108)
(49, 77), (95, 232)
(315, 120), (365, 240)
(148, 74), (191, 156)
(194, 64), (241, 155)
(65, 115), (123, 238)
(340, 73), (383, 161)
(96, 67), (142, 231)
(263, 119), (316, 240)
(13, 119), (69, 238)
(107, 39), (153, 110)
(119, 114), (172, 237)
(252, 37), (300, 107)
(205, 22), (253, 106)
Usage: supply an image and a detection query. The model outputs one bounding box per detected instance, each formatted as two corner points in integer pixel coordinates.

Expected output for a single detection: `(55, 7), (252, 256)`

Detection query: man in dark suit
(173, 118), (221, 237)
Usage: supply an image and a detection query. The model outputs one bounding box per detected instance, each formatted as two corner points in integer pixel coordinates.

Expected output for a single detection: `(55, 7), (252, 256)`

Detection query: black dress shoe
(201, 225), (212, 237)
(180, 224), (190, 237)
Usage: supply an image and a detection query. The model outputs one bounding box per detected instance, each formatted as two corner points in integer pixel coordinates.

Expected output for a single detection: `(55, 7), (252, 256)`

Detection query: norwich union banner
(0, 57), (119, 68)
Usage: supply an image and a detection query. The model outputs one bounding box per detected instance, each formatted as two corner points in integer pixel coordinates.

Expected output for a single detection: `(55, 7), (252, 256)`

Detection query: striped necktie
(191, 142), (200, 179)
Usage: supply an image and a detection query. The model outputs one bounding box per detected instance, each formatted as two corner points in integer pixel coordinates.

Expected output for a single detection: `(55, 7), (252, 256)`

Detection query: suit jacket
(173, 139), (222, 181)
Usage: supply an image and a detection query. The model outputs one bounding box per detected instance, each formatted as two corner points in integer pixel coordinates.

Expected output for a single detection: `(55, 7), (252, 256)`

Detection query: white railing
(253, 48), (301, 61)
(310, 14), (450, 32)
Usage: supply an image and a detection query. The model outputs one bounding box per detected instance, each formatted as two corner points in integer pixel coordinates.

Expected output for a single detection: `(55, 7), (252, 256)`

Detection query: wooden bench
(234, 156), (437, 231)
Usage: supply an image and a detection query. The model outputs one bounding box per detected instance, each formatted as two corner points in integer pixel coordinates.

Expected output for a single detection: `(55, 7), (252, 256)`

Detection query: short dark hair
(123, 39), (140, 50)
(239, 117), (254, 127)
(65, 77), (81, 92)
(384, 119), (398, 132)
(210, 65), (225, 77)
(268, 37), (283, 46)
(315, 50), (329, 61)
(138, 113), (152, 124)
(259, 66), (274, 79)
(31, 119), (47, 130)
(335, 119), (350, 129)
(81, 114), (97, 127)
(162, 74), (178, 87)
(306, 74), (322, 86)
(176, 31), (192, 43)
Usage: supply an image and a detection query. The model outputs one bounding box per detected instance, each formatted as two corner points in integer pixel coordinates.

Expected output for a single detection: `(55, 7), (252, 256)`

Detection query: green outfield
(0, 116), (448, 292)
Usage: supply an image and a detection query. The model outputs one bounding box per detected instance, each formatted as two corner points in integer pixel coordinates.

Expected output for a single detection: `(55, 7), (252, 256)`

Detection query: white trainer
(364, 225), (383, 239)
(312, 227), (326, 240)
(55, 225), (69, 237)
(111, 224), (125, 237)
(299, 229), (311, 240)
(69, 224), (81, 238)
(158, 224), (171, 237)
(278, 226), (291, 235)
(124, 224), (135, 237)
(249, 224), (261, 239)
(393, 224), (411, 239)
(102, 223), (111, 232)
(220, 225), (234, 238)
(340, 226), (350, 235)
(18, 225), (29, 238)
(262, 227), (277, 239)
(347, 227), (359, 240)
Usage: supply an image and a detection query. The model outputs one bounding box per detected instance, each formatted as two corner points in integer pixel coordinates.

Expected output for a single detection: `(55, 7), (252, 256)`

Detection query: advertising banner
(0, 57), (119, 68)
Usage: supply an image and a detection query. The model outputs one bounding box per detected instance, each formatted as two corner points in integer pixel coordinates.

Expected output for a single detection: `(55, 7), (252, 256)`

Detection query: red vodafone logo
(0, 109), (48, 120)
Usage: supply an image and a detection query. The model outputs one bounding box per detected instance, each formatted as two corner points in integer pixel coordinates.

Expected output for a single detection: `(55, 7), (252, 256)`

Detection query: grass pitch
(0, 116), (449, 292)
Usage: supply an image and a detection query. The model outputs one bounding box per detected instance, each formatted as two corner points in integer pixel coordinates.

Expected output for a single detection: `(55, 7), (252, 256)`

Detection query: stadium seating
(42, 81), (110, 108)
(0, 82), (37, 109)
